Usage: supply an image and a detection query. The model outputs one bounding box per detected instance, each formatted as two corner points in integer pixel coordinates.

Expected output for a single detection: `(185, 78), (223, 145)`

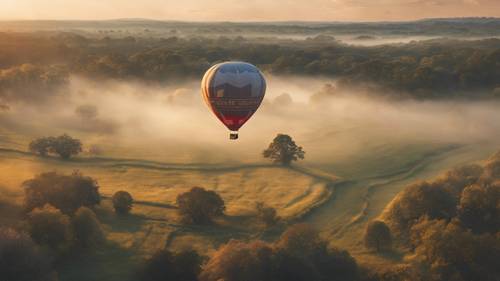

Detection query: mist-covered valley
(2, 74), (499, 174)
(0, 18), (499, 281)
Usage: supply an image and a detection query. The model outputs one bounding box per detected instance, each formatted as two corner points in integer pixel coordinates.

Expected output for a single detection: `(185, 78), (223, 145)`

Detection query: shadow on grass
(0, 194), (24, 227)
(56, 241), (140, 281)
(164, 215), (259, 250)
(95, 207), (148, 233)
(369, 249), (405, 262)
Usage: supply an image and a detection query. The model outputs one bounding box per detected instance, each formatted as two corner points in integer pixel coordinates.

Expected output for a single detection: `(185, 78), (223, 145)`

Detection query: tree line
(1, 32), (500, 102)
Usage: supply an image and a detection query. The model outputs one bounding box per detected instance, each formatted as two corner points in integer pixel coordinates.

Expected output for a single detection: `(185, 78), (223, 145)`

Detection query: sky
(1, 0), (500, 21)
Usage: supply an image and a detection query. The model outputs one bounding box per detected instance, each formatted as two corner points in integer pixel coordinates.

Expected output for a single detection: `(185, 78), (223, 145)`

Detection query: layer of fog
(1, 75), (500, 168)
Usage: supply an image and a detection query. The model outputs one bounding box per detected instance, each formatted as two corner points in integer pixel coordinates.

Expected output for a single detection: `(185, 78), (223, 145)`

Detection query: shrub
(263, 134), (305, 166)
(27, 204), (72, 252)
(138, 249), (203, 281)
(23, 171), (100, 214)
(71, 207), (105, 248)
(0, 228), (57, 281)
(255, 202), (279, 227)
(112, 191), (133, 215)
(176, 187), (225, 224)
(364, 220), (392, 252)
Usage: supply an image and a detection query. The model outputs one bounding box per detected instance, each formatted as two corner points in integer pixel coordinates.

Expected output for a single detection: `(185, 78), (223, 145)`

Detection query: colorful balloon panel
(201, 61), (266, 132)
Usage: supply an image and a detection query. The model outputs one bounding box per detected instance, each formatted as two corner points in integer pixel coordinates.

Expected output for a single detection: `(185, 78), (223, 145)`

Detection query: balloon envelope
(201, 61), (266, 133)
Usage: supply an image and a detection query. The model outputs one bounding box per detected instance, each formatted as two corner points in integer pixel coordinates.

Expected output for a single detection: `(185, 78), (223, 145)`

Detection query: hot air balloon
(201, 61), (266, 140)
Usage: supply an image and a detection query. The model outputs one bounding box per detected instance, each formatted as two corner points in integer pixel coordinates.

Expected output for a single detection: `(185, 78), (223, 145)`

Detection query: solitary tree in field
(263, 134), (305, 166)
(364, 220), (392, 252)
(112, 191), (134, 215)
(29, 134), (82, 159)
(49, 134), (82, 159)
(176, 187), (225, 224)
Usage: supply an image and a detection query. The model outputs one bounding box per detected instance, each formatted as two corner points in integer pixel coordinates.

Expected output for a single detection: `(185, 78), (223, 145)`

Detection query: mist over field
(2, 75), (499, 168)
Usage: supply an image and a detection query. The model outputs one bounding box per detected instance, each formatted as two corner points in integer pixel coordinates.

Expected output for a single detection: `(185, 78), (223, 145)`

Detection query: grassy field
(0, 147), (338, 280)
(1, 122), (499, 280)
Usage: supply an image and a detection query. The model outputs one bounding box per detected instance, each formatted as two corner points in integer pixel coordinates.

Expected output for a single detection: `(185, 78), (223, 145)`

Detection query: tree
(275, 224), (359, 281)
(23, 171), (101, 215)
(381, 151), (500, 280)
(176, 187), (225, 224)
(436, 164), (484, 198)
(199, 240), (274, 281)
(138, 249), (203, 281)
(364, 220), (392, 252)
(29, 138), (53, 157)
(255, 202), (279, 227)
(112, 191), (134, 215)
(48, 134), (82, 159)
(71, 207), (105, 249)
(200, 224), (359, 281)
(384, 180), (456, 236)
(28, 134), (83, 159)
(457, 181), (499, 234)
(27, 204), (72, 253)
(410, 218), (500, 281)
(276, 223), (321, 256)
(263, 134), (305, 166)
(0, 228), (57, 281)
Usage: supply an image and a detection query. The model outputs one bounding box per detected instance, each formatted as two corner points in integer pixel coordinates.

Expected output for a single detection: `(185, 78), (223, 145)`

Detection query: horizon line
(0, 16), (499, 24)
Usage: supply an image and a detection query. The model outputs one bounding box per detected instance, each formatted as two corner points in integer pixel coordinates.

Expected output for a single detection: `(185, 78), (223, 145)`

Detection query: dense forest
(0, 30), (499, 103)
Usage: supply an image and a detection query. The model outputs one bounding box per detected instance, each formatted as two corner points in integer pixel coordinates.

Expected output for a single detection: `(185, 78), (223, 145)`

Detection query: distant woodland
(0, 31), (499, 101)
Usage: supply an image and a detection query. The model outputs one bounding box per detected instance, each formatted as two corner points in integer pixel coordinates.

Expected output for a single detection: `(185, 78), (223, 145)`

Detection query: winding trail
(1, 143), (496, 255)
(299, 143), (498, 254)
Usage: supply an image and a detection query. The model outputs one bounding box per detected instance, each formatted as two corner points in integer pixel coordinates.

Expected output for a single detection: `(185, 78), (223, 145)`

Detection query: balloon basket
(229, 132), (239, 140)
